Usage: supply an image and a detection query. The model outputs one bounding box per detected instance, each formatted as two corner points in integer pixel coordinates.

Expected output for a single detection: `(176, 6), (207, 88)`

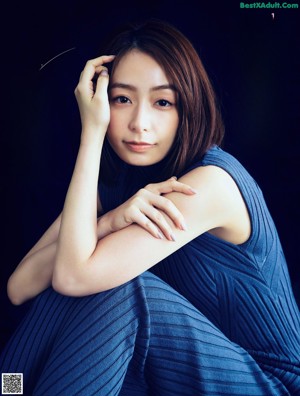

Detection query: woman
(1, 19), (299, 395)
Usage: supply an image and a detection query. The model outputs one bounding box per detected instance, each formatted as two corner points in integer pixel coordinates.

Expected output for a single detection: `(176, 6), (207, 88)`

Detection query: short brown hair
(100, 19), (224, 180)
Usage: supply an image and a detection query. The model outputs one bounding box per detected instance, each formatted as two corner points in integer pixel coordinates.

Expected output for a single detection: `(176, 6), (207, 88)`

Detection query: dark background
(1, 0), (299, 352)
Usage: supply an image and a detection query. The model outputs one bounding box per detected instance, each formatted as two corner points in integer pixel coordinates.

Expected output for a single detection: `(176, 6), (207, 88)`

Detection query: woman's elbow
(52, 261), (110, 297)
(52, 264), (91, 297)
(7, 292), (23, 306)
(52, 270), (76, 296)
(7, 277), (25, 306)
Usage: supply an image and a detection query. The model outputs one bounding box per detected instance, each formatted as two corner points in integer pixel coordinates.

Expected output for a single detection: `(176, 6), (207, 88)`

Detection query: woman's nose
(129, 104), (151, 133)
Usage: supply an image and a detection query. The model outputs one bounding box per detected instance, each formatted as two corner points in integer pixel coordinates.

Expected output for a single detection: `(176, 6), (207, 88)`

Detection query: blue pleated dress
(1, 145), (299, 395)
(99, 145), (300, 394)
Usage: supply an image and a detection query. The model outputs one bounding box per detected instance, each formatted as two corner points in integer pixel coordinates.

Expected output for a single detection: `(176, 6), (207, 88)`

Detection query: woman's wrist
(97, 211), (115, 240)
(80, 126), (107, 147)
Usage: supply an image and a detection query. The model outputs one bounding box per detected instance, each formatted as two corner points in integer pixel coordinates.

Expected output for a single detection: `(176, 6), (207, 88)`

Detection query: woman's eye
(111, 96), (130, 104)
(156, 99), (172, 107)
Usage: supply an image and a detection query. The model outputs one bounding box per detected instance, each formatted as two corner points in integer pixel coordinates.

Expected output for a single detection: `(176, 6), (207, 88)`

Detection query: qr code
(2, 373), (23, 394)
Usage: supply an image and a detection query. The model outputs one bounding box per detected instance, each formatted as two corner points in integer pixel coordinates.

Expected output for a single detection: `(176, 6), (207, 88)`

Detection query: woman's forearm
(54, 134), (105, 284)
(10, 139), (103, 304)
(7, 214), (61, 305)
(8, 242), (56, 305)
(53, 56), (113, 290)
(21, 213), (62, 263)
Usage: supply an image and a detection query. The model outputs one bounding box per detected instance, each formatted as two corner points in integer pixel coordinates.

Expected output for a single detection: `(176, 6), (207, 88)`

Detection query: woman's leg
(1, 272), (292, 396)
(0, 277), (150, 396)
(120, 273), (291, 396)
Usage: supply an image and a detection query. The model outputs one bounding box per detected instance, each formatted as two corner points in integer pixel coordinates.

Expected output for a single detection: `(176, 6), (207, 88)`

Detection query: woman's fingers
(108, 177), (194, 241)
(76, 56), (115, 98)
(133, 191), (186, 240)
(142, 204), (178, 241)
(74, 55), (115, 132)
(146, 177), (197, 196)
(93, 68), (110, 100)
(128, 202), (174, 241)
(141, 177), (196, 235)
(131, 208), (166, 240)
(79, 55), (115, 86)
(154, 195), (187, 232)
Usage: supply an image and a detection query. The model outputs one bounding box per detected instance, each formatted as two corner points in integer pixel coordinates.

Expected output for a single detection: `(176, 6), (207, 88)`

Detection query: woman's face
(107, 50), (179, 166)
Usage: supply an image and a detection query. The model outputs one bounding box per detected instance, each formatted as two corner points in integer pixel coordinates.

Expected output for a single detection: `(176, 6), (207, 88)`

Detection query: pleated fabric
(100, 145), (300, 394)
(1, 145), (299, 395)
(1, 273), (296, 395)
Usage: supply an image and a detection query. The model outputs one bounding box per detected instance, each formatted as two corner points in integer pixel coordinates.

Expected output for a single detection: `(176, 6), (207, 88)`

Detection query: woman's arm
(8, 56), (114, 306)
(96, 177), (196, 241)
(7, 213), (62, 305)
(8, 56), (190, 304)
(7, 187), (104, 305)
(53, 164), (251, 297)
(54, 56), (113, 276)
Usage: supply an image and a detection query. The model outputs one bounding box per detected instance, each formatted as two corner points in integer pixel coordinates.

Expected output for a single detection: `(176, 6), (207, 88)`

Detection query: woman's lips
(124, 141), (156, 152)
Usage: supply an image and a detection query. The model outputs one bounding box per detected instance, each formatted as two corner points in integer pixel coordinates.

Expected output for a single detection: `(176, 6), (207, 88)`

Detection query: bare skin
(7, 51), (251, 304)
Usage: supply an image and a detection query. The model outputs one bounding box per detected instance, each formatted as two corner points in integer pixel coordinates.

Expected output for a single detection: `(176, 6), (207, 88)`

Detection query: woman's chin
(115, 149), (164, 167)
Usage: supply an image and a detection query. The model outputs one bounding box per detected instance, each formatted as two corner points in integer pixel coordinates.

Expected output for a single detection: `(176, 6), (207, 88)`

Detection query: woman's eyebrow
(151, 84), (176, 92)
(109, 83), (136, 91)
(109, 83), (176, 92)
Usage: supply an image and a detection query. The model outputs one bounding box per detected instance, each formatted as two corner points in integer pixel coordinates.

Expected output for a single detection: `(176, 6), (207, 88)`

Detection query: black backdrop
(1, 0), (299, 352)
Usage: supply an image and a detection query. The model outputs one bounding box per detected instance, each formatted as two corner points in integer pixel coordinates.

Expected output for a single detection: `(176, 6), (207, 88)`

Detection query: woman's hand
(97, 177), (197, 241)
(74, 55), (115, 138)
